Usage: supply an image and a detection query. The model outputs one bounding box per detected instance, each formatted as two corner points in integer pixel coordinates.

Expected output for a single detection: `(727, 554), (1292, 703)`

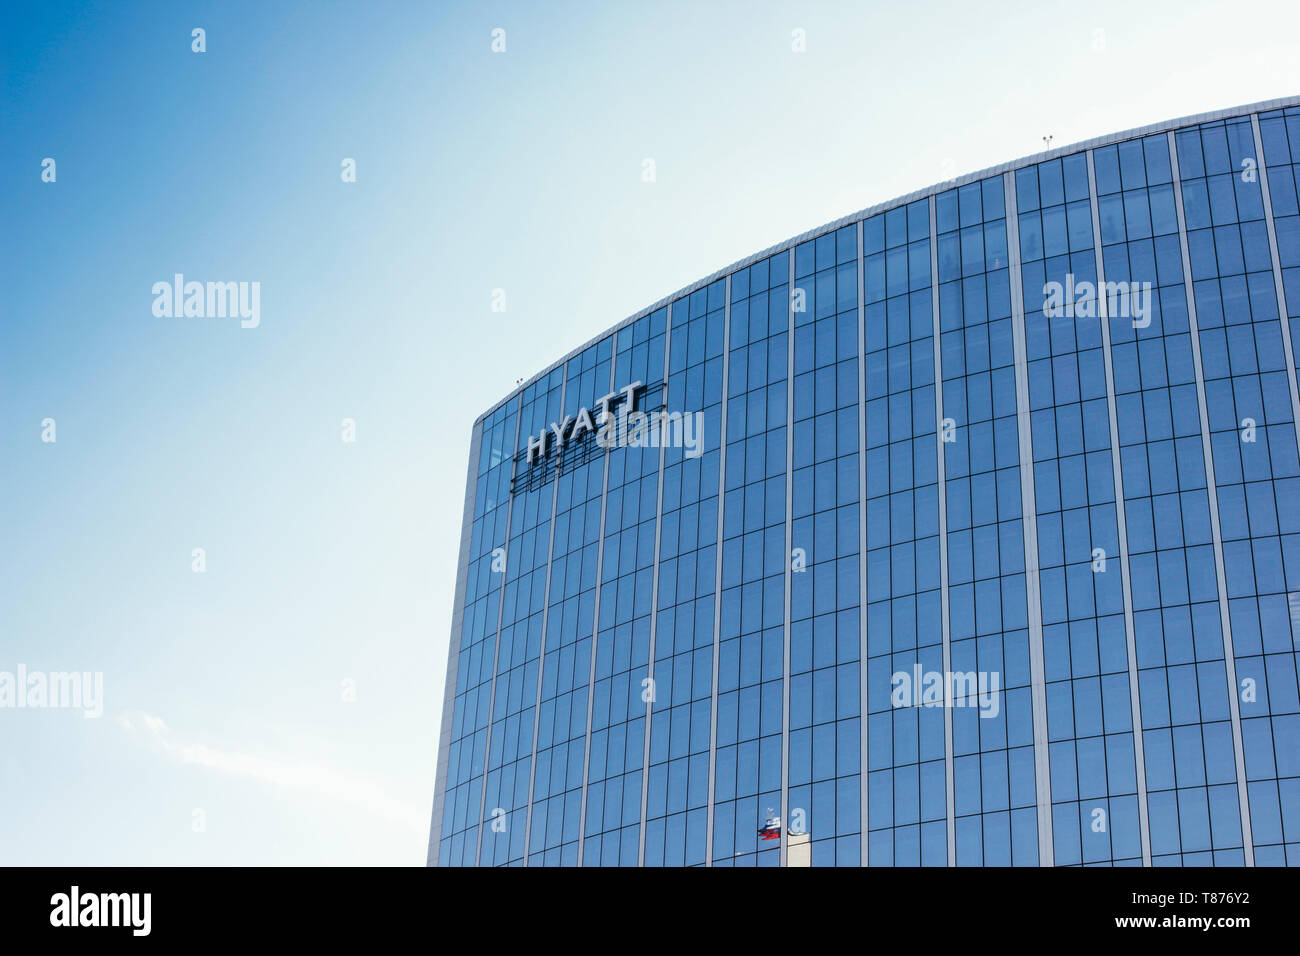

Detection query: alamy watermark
(1042, 273), (1151, 329)
(891, 665), (1000, 718)
(525, 380), (704, 463)
(50, 886), (150, 936)
(595, 407), (703, 458)
(152, 273), (260, 329)
(0, 664), (103, 718)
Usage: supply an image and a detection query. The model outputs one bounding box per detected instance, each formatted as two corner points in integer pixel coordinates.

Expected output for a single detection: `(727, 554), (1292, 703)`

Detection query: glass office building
(430, 97), (1300, 866)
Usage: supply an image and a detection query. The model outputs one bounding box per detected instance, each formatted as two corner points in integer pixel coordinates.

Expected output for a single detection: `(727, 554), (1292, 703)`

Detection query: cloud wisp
(117, 711), (426, 835)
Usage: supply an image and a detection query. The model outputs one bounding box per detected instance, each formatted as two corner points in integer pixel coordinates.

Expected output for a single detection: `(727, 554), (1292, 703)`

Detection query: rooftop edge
(473, 92), (1300, 427)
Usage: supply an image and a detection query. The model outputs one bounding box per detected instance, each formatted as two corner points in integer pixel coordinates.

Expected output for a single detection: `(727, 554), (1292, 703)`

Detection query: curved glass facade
(430, 96), (1300, 867)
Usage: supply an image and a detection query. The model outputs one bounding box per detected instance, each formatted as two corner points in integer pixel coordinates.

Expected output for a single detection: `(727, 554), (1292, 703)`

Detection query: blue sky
(1, 0), (1297, 865)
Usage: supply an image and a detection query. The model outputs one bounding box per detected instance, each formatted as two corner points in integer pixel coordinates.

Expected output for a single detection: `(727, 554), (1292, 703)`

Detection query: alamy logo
(152, 274), (260, 328)
(597, 407), (703, 458)
(525, 381), (704, 463)
(50, 886), (151, 936)
(1042, 273), (1151, 329)
(890, 665), (1001, 718)
(0, 664), (102, 718)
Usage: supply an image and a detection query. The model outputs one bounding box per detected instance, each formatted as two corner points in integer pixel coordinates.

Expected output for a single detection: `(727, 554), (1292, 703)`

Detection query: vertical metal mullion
(930, 196), (957, 866)
(1004, 169), (1056, 866)
(1086, 149), (1152, 866)
(429, 419), (486, 866)
(780, 252), (795, 866)
(473, 397), (524, 866)
(522, 373), (569, 866)
(1168, 129), (1255, 865)
(1247, 114), (1300, 864)
(856, 220), (870, 864)
(637, 304), (674, 866)
(704, 278), (732, 866)
(1250, 114), (1300, 468)
(575, 334), (619, 865)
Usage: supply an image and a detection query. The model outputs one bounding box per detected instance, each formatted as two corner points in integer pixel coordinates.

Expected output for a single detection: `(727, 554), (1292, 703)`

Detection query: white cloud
(118, 711), (426, 834)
